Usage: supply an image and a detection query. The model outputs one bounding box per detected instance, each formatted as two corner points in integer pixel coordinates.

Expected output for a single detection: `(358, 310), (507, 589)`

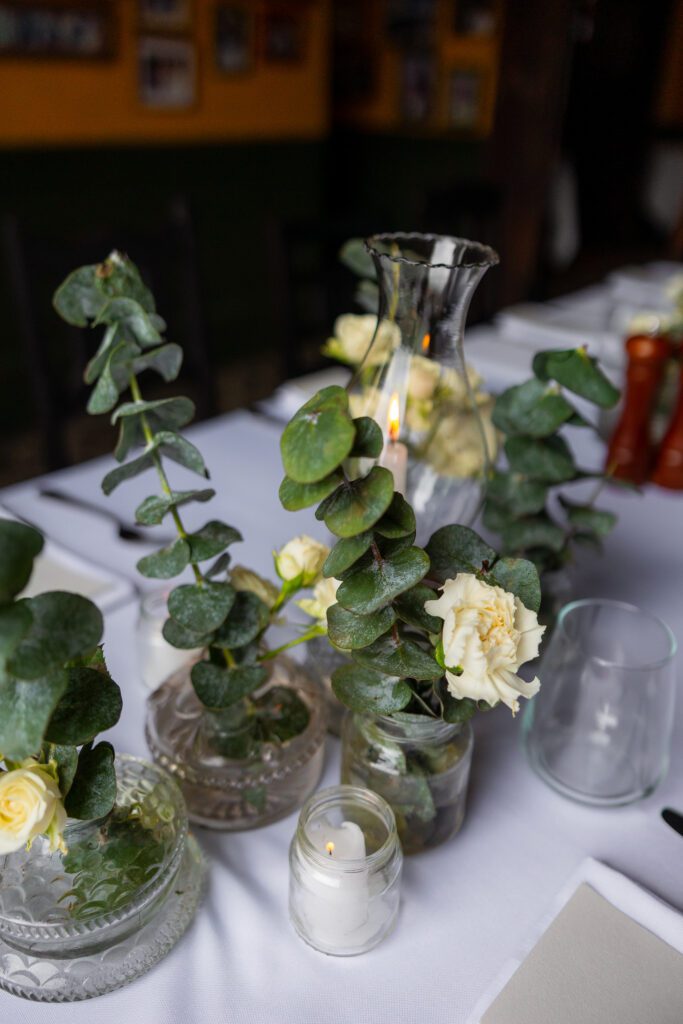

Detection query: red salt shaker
(652, 356), (683, 489)
(606, 334), (671, 484)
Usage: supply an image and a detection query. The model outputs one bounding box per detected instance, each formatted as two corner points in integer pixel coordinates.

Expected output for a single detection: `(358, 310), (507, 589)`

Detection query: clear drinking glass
(522, 599), (677, 806)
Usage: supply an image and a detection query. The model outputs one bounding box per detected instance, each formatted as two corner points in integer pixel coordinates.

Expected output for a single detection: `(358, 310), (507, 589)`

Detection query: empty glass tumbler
(523, 599), (677, 806)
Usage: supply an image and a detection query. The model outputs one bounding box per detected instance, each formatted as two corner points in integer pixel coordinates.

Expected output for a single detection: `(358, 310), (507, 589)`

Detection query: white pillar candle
(378, 391), (408, 493)
(298, 818), (369, 948)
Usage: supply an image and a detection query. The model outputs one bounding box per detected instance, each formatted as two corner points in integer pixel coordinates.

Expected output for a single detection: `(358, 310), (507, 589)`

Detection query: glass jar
(289, 785), (402, 956)
(523, 599), (677, 806)
(146, 654), (327, 830)
(300, 635), (350, 736)
(136, 588), (201, 692)
(341, 712), (474, 855)
(350, 233), (499, 543)
(0, 754), (205, 1002)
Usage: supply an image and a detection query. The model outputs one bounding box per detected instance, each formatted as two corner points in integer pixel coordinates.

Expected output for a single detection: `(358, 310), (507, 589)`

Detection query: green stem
(260, 625), (326, 661)
(409, 686), (438, 718)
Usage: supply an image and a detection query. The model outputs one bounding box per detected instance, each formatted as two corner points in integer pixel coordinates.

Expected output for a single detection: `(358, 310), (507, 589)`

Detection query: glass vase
(300, 635), (350, 736)
(146, 654), (327, 830)
(350, 232), (499, 543)
(340, 712), (474, 855)
(0, 754), (205, 1002)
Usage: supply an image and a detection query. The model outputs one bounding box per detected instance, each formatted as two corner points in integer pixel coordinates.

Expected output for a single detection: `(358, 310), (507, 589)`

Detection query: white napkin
(467, 858), (683, 1024)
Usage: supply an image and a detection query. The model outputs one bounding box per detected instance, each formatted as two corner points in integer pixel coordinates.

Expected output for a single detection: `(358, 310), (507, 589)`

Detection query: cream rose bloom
(325, 314), (399, 367)
(230, 565), (279, 609)
(275, 535), (329, 585)
(297, 577), (340, 626)
(425, 400), (498, 478)
(0, 760), (67, 855)
(425, 573), (545, 715)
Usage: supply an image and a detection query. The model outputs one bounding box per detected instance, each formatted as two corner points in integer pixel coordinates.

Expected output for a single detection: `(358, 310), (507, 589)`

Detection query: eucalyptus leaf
(281, 386), (355, 484)
(487, 558), (541, 613)
(493, 379), (575, 437)
(0, 603), (33, 663)
(94, 296), (162, 348)
(279, 471), (344, 511)
(425, 525), (496, 579)
(255, 685), (310, 743)
(505, 435), (576, 483)
(8, 593), (103, 680)
(155, 430), (208, 477)
(45, 667), (122, 745)
(168, 582), (235, 633)
(137, 538), (191, 579)
(327, 603), (396, 650)
(96, 252), (155, 311)
(112, 396), (195, 429)
(336, 547), (430, 614)
(191, 661), (267, 708)
(486, 471), (549, 517)
(559, 497), (617, 538)
(135, 488), (216, 526)
(339, 238), (376, 280)
(0, 520), (44, 604)
(324, 467), (394, 538)
(322, 531), (374, 578)
(533, 348), (620, 408)
(214, 591), (270, 648)
(332, 664), (411, 714)
(502, 516), (566, 554)
(162, 616), (214, 650)
(52, 264), (105, 326)
(187, 521), (242, 562)
(0, 668), (67, 759)
(49, 744), (79, 797)
(350, 417), (383, 458)
(434, 681), (479, 724)
(374, 492), (416, 538)
(130, 343), (183, 383)
(65, 742), (117, 820)
(394, 584), (442, 633)
(352, 633), (442, 680)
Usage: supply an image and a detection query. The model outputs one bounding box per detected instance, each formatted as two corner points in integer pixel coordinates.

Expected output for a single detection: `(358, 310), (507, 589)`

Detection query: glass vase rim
(365, 231), (500, 271)
(369, 711), (475, 740)
(553, 598), (677, 671)
(296, 784), (399, 874)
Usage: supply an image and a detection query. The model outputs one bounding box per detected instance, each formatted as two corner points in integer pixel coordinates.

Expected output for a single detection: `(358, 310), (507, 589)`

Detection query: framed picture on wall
(215, 4), (253, 74)
(262, 6), (306, 64)
(138, 0), (192, 32)
(0, 1), (115, 59)
(448, 67), (486, 131)
(138, 35), (196, 109)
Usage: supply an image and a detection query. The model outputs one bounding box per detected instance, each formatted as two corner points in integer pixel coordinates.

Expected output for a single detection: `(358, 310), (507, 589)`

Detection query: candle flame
(422, 332), (430, 352)
(326, 841), (335, 856)
(387, 392), (400, 443)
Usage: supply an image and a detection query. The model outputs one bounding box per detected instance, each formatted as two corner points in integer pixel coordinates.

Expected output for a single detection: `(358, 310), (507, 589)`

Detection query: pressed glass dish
(146, 654), (327, 830)
(0, 754), (206, 1002)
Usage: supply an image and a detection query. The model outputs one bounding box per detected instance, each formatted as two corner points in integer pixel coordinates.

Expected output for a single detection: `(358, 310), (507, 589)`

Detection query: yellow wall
(0, 0), (330, 146)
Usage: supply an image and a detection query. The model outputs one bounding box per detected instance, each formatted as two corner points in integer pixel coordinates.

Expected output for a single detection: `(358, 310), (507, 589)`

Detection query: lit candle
(289, 785), (403, 957)
(379, 391), (408, 494)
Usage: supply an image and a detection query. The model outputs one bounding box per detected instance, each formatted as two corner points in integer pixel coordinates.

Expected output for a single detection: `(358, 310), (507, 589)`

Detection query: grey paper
(482, 883), (683, 1024)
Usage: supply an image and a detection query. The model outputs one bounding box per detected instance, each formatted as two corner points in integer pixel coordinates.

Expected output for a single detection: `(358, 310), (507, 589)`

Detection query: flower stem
(260, 625), (326, 661)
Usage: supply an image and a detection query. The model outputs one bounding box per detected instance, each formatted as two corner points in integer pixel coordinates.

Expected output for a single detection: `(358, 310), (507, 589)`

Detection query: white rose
(326, 314), (399, 367)
(408, 355), (441, 400)
(425, 573), (545, 715)
(275, 535), (329, 585)
(0, 760), (67, 855)
(230, 565), (279, 610)
(297, 577), (340, 626)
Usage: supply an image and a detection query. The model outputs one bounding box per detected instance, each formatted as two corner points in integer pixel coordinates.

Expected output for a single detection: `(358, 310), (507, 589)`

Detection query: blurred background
(0, 0), (681, 485)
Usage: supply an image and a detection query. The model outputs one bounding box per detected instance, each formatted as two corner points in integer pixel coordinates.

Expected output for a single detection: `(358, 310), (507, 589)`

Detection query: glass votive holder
(523, 598), (677, 806)
(289, 784), (403, 956)
(136, 589), (201, 692)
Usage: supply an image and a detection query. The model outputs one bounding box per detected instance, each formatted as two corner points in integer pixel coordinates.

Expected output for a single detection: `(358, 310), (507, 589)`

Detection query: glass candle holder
(137, 589), (201, 692)
(289, 785), (402, 956)
(523, 599), (677, 806)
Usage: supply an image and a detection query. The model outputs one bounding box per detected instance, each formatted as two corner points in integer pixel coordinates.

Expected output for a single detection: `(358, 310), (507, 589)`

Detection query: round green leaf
(350, 417), (383, 458)
(187, 521), (242, 562)
(8, 593), (103, 680)
(501, 516), (566, 555)
(533, 348), (620, 409)
(394, 584), (443, 633)
(505, 435), (576, 483)
(0, 520), (44, 604)
(137, 538), (191, 579)
(327, 603), (396, 650)
(65, 742), (117, 820)
(353, 634), (442, 680)
(162, 616), (214, 650)
(493, 379), (575, 438)
(191, 660), (267, 708)
(45, 667), (122, 745)
(425, 525), (496, 580)
(214, 591), (270, 648)
(332, 664), (412, 714)
(324, 466), (395, 538)
(281, 387), (355, 484)
(279, 471), (343, 511)
(322, 532), (374, 578)
(486, 557), (542, 613)
(255, 685), (310, 743)
(336, 547), (430, 614)
(168, 582), (235, 633)
(374, 492), (416, 539)
(0, 668), (68, 760)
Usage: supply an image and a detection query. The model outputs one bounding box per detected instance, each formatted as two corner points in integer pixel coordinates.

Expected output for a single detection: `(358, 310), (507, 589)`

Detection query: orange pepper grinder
(652, 353), (683, 488)
(606, 333), (671, 484)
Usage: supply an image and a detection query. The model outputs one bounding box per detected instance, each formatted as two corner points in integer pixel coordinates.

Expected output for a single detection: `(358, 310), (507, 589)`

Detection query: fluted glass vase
(350, 233), (499, 543)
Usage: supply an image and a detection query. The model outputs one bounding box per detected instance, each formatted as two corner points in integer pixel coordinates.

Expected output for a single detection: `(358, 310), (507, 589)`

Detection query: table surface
(2, 289), (683, 1023)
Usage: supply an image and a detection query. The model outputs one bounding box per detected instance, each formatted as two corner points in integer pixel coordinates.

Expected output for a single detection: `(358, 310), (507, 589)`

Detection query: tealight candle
(289, 785), (403, 956)
(136, 590), (200, 691)
(378, 391), (408, 494)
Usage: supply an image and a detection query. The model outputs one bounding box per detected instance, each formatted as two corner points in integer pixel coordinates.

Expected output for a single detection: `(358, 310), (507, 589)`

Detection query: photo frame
(138, 35), (196, 109)
(0, 1), (116, 59)
(138, 0), (192, 33)
(215, 4), (253, 74)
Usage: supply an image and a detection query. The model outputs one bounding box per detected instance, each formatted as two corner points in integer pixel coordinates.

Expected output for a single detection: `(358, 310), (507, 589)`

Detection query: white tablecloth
(1, 408), (682, 1024)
